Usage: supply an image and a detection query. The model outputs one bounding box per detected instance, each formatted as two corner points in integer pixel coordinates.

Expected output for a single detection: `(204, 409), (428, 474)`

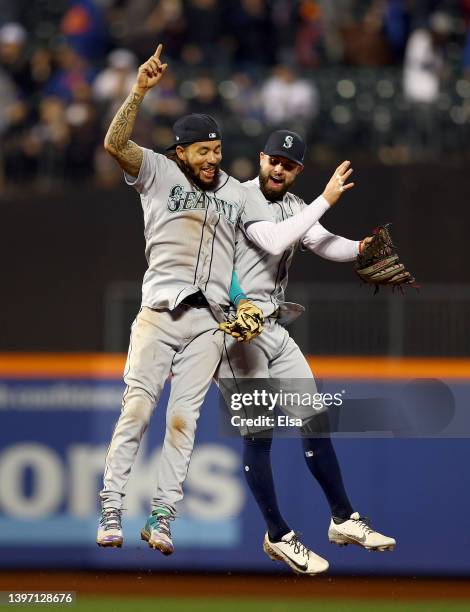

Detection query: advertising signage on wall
(0, 355), (469, 574)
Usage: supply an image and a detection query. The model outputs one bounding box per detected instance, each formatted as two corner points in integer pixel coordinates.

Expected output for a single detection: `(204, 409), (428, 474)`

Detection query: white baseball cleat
(96, 508), (123, 548)
(140, 508), (174, 555)
(263, 531), (329, 575)
(328, 512), (396, 551)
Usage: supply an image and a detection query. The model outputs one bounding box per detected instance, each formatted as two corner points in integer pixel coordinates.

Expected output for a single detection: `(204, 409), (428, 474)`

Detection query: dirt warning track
(0, 572), (469, 601)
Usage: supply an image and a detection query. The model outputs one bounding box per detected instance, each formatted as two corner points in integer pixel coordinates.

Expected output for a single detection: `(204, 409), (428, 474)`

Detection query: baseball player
(96, 45), (353, 551)
(218, 130), (396, 575)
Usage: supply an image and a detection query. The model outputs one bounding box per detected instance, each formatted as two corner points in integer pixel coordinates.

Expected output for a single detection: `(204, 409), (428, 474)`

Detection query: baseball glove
(219, 301), (264, 342)
(355, 224), (416, 294)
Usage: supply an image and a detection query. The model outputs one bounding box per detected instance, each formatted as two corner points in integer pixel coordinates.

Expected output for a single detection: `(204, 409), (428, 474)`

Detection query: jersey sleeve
(302, 221), (360, 261)
(124, 148), (169, 195)
(245, 194), (330, 255)
(239, 182), (272, 229)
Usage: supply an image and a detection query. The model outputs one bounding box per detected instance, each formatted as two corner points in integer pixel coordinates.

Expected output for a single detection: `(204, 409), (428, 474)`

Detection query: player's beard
(258, 170), (295, 201)
(181, 159), (221, 191)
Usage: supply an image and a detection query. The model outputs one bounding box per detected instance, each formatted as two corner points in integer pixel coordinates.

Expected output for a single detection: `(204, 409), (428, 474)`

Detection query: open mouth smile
(201, 167), (216, 180)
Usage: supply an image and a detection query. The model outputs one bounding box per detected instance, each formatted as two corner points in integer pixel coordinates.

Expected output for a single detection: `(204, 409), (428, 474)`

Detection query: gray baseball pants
(100, 305), (224, 515)
(217, 318), (320, 435)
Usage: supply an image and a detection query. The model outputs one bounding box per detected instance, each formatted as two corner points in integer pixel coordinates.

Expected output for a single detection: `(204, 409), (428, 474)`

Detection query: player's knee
(166, 411), (197, 447)
(121, 389), (155, 426)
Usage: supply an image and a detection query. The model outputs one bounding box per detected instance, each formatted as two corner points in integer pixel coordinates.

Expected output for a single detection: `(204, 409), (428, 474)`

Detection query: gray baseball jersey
(125, 149), (271, 321)
(233, 177), (310, 324)
(218, 179), (330, 434)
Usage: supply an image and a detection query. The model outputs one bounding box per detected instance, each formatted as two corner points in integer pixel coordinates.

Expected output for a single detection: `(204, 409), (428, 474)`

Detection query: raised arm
(104, 43), (168, 177)
(246, 161), (354, 255)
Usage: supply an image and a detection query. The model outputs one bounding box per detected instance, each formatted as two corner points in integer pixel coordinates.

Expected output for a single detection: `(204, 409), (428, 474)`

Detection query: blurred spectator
(224, 72), (263, 121)
(225, 0), (277, 67)
(112, 0), (187, 61)
(0, 67), (19, 134)
(61, 0), (108, 62)
(312, 0), (353, 64)
(43, 46), (96, 103)
(383, 0), (410, 60)
(271, 0), (299, 52)
(183, 0), (222, 66)
(0, 63), (31, 184)
(0, 23), (33, 96)
(261, 64), (319, 125)
(294, 1), (323, 68)
(190, 75), (223, 115)
(142, 71), (187, 123)
(403, 12), (453, 159)
(65, 82), (99, 178)
(29, 48), (55, 97)
(341, 0), (394, 66)
(92, 49), (137, 104)
(22, 97), (70, 184)
(403, 12), (452, 103)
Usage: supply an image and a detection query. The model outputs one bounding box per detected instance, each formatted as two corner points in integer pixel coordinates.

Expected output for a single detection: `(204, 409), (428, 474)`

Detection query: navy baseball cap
(166, 113), (221, 150)
(263, 130), (306, 165)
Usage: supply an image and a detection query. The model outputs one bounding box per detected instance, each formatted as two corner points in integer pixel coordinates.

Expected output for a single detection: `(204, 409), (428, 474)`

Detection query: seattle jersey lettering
(167, 185), (239, 224)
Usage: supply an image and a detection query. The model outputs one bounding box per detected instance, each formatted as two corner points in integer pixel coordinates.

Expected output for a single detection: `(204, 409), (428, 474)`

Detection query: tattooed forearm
(104, 89), (144, 177)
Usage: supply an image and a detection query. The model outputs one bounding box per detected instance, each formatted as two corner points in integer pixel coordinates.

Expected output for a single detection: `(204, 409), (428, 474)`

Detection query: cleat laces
(153, 513), (174, 538)
(352, 516), (374, 536)
(287, 534), (310, 560)
(100, 509), (122, 531)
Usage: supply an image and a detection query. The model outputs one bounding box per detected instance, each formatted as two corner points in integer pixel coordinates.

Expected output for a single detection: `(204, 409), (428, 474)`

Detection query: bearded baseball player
(96, 45), (354, 551)
(218, 130), (396, 575)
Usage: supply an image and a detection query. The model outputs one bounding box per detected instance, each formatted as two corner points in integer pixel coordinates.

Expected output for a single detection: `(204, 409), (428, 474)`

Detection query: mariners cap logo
(209, 132), (217, 138)
(283, 135), (294, 149)
(263, 130), (305, 164)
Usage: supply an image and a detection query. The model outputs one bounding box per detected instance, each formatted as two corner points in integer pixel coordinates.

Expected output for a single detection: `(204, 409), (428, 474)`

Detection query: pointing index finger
(153, 43), (163, 59)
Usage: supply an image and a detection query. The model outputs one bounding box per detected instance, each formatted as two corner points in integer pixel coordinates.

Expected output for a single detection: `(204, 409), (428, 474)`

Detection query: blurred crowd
(0, 0), (469, 191)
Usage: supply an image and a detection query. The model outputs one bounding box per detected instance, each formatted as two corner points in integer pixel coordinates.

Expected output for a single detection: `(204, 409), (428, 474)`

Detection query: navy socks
(242, 432), (353, 541)
(301, 436), (353, 520)
(242, 435), (291, 542)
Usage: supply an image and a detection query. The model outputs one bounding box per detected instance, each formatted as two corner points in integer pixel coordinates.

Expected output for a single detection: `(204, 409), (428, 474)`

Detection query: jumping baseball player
(218, 130), (396, 575)
(96, 45), (353, 552)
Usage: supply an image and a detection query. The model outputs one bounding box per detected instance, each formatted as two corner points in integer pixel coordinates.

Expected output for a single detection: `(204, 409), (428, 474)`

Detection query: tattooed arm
(104, 43), (168, 177)
(104, 90), (145, 176)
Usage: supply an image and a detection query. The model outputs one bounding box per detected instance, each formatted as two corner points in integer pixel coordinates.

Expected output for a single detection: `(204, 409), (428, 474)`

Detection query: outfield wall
(0, 355), (469, 575)
(2, 162), (469, 352)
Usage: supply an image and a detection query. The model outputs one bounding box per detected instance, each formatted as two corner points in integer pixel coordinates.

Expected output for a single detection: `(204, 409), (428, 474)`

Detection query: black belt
(181, 291), (210, 308)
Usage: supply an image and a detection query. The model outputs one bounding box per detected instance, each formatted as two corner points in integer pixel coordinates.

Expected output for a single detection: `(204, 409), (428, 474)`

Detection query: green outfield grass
(7, 598), (470, 612)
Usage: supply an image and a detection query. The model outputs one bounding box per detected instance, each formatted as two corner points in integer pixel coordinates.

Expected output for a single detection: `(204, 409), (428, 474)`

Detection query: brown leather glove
(355, 224), (417, 294)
